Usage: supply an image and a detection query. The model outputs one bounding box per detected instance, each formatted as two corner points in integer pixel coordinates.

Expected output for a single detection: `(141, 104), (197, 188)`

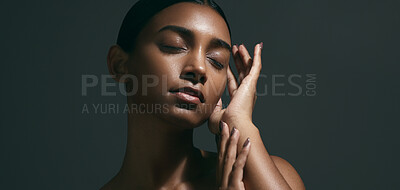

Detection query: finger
(232, 45), (246, 84)
(215, 134), (220, 150)
(232, 44), (244, 74)
(248, 43), (263, 84)
(215, 98), (223, 112)
(229, 138), (251, 185)
(238, 44), (253, 81)
(221, 127), (240, 188)
(227, 65), (238, 97)
(217, 121), (229, 186)
(207, 98), (224, 134)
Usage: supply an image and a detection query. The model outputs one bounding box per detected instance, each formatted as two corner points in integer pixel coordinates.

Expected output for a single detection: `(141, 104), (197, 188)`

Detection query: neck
(113, 108), (203, 189)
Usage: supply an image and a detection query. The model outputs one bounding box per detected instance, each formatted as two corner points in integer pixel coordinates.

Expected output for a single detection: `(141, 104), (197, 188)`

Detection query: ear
(107, 45), (130, 82)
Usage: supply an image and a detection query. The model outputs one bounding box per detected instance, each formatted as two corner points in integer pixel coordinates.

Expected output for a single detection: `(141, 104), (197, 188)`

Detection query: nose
(180, 52), (207, 84)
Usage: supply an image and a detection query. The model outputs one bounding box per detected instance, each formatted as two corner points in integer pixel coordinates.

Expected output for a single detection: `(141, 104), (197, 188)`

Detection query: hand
(216, 121), (251, 190)
(208, 43), (263, 134)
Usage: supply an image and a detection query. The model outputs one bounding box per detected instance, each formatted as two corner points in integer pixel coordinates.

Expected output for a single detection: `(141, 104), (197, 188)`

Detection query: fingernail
(243, 138), (250, 147)
(259, 42), (263, 50)
(230, 127), (236, 136)
(219, 121), (223, 133)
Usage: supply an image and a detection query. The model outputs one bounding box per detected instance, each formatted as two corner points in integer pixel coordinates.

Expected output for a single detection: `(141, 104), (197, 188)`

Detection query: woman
(102, 0), (305, 189)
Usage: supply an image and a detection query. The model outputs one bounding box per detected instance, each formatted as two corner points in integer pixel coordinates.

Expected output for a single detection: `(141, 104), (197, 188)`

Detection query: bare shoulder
(196, 150), (305, 189)
(270, 155), (306, 190)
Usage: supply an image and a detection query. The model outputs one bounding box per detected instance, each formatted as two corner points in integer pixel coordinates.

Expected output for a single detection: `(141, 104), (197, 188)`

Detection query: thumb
(208, 98), (224, 134)
(215, 98), (223, 112)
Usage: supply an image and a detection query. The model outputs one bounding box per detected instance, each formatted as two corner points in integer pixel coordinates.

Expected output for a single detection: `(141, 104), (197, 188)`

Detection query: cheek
(206, 74), (227, 101)
(131, 46), (181, 82)
(129, 49), (187, 103)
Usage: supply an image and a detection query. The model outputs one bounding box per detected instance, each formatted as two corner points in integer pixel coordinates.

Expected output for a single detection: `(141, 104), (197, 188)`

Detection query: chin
(157, 103), (209, 129)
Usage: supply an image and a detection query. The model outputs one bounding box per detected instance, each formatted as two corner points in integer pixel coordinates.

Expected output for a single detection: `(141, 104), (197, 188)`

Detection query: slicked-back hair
(116, 0), (231, 53)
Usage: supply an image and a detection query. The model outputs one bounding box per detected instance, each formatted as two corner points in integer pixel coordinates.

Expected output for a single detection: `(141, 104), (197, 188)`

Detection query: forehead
(143, 2), (231, 45)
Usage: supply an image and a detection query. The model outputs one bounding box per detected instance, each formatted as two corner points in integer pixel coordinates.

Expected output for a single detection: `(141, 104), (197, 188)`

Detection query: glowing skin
(103, 2), (305, 190)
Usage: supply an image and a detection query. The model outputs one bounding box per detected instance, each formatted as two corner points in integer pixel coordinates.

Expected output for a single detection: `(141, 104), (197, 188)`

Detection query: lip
(170, 87), (205, 104)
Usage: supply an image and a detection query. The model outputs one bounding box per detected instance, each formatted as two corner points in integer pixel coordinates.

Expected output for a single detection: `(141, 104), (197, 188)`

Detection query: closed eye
(160, 45), (187, 53)
(207, 57), (224, 69)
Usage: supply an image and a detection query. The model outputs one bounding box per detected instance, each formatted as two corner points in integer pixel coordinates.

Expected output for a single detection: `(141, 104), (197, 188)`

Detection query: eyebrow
(158, 25), (232, 52)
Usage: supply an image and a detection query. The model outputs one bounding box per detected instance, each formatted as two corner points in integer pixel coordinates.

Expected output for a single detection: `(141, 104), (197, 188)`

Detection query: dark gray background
(1, 0), (399, 189)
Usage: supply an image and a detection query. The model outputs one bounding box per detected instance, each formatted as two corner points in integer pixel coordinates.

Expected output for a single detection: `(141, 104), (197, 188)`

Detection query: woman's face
(127, 2), (231, 128)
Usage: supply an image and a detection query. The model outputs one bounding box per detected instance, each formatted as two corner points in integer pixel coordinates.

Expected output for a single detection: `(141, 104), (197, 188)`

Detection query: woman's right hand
(216, 121), (251, 190)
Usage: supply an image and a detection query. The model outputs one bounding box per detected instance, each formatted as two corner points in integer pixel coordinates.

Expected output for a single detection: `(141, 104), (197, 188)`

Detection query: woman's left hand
(216, 121), (251, 190)
(208, 43), (263, 134)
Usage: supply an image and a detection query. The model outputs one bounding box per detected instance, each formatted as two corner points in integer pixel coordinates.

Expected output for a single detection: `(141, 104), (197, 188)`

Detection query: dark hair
(116, 0), (231, 53)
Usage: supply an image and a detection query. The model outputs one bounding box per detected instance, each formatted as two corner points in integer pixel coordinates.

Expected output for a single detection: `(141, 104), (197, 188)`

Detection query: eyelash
(160, 45), (224, 69)
(160, 45), (186, 53)
(207, 57), (224, 69)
